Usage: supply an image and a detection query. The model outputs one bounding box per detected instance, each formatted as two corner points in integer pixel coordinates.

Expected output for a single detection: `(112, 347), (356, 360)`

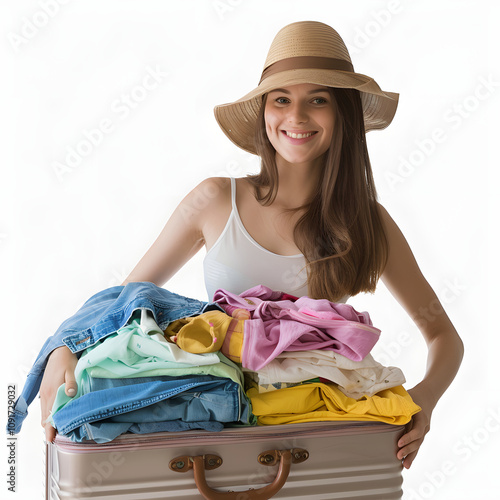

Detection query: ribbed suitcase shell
(46, 421), (405, 499)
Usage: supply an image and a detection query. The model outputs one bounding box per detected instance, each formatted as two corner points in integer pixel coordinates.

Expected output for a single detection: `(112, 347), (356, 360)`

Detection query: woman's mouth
(281, 130), (318, 143)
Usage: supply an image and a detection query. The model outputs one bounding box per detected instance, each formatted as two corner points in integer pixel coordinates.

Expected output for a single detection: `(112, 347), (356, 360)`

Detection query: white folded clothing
(244, 349), (406, 399)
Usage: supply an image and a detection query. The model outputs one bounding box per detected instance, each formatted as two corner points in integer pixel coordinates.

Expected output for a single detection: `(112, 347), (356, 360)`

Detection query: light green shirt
(49, 310), (244, 424)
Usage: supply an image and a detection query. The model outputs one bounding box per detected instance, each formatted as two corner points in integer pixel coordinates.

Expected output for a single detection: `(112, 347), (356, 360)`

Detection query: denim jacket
(8, 282), (222, 434)
(51, 375), (254, 443)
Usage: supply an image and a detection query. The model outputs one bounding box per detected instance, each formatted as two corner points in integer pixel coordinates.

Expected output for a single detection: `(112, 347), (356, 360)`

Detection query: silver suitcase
(45, 421), (406, 499)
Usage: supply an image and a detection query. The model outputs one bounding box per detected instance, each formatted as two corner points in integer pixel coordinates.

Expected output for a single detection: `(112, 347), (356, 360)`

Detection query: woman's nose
(286, 102), (308, 124)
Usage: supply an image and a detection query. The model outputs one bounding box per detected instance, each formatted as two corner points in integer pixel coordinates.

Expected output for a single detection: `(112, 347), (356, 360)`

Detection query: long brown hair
(246, 87), (388, 301)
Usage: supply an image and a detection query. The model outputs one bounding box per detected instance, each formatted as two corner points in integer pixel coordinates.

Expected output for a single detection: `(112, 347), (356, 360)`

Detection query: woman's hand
(397, 385), (435, 469)
(39, 345), (78, 443)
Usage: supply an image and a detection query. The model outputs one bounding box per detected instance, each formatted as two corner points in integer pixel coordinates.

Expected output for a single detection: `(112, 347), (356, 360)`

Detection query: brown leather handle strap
(192, 450), (292, 500)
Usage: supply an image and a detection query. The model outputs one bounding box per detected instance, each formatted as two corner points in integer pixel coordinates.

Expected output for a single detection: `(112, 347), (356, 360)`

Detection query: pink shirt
(213, 286), (380, 371)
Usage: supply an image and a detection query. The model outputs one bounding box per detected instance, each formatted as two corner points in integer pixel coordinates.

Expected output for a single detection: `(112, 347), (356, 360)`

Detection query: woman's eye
(273, 96), (327, 105)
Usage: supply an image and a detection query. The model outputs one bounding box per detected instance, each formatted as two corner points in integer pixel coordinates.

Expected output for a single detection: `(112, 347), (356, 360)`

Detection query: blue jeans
(51, 375), (253, 443)
(9, 282), (223, 434)
(68, 420), (224, 443)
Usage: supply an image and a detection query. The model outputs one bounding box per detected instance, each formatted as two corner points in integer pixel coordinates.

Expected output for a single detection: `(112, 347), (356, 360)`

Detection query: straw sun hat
(214, 21), (399, 155)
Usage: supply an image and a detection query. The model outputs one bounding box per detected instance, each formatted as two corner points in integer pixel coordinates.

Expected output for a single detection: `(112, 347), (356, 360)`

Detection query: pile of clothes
(169, 285), (420, 426)
(8, 282), (420, 443)
(48, 308), (255, 442)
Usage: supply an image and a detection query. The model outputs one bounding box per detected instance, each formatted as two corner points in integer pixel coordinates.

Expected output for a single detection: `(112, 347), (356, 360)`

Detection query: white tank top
(203, 178), (307, 300)
(203, 178), (349, 303)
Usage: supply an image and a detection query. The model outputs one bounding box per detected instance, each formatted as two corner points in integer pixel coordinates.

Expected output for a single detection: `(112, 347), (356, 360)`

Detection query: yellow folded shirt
(165, 310), (244, 363)
(247, 383), (420, 426)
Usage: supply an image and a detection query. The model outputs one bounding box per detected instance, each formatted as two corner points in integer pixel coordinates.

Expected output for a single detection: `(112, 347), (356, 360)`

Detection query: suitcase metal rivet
(169, 458), (189, 472)
(259, 454), (275, 465)
(293, 450), (309, 462)
(203, 454), (223, 470)
(258, 448), (309, 466)
(207, 457), (222, 467)
(169, 454), (223, 473)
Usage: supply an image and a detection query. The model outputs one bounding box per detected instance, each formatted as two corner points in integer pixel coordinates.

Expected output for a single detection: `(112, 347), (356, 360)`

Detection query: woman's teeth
(285, 131), (316, 139)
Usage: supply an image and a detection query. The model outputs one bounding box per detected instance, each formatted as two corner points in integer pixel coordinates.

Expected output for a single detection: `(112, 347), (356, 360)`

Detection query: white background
(1, 1), (498, 498)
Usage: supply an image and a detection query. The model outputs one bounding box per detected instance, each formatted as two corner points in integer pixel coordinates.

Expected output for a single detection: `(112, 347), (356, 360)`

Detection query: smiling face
(264, 83), (336, 168)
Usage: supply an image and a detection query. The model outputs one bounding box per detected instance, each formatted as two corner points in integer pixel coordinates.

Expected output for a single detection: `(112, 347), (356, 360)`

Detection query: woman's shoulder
(374, 201), (400, 240)
(189, 176), (232, 211)
(189, 176), (256, 210)
(180, 176), (231, 208)
(196, 176), (233, 190)
(182, 177), (234, 246)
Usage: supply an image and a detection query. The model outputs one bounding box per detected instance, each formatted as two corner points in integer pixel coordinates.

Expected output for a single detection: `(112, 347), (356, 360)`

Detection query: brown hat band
(259, 56), (354, 85)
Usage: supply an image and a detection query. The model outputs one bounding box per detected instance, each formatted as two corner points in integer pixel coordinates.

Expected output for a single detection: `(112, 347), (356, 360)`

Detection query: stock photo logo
(7, 0), (73, 51)
(406, 406), (500, 500)
(346, 0), (404, 55)
(385, 75), (499, 190)
(212, 0), (244, 21)
(52, 65), (169, 182)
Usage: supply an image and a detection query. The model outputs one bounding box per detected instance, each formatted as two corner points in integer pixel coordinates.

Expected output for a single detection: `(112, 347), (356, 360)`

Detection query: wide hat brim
(214, 68), (399, 155)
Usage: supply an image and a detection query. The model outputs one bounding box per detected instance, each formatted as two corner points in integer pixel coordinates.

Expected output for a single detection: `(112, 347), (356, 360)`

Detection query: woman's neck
(273, 153), (323, 209)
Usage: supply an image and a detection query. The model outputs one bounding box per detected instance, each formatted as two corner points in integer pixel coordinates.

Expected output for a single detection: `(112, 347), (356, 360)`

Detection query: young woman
(40, 21), (464, 469)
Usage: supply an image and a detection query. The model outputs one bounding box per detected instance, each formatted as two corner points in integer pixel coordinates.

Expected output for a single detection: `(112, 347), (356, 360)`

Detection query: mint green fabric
(84, 313), (243, 386)
(88, 352), (243, 387)
(79, 315), (220, 373)
(89, 349), (244, 387)
(49, 312), (244, 425)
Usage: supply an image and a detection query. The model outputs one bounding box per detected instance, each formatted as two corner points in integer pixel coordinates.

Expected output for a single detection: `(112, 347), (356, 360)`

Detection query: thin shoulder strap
(230, 177), (237, 211)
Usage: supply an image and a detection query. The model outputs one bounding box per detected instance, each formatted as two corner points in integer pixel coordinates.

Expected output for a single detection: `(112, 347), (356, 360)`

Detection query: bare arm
(41, 177), (229, 442)
(121, 177), (229, 286)
(378, 203), (464, 468)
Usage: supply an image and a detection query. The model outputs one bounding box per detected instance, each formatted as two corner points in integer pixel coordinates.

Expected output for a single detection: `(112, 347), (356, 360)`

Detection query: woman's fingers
(41, 381), (58, 442)
(397, 412), (430, 467)
(397, 433), (424, 461)
(402, 449), (419, 469)
(64, 356), (78, 397)
(39, 346), (78, 442)
(45, 423), (56, 443)
(40, 362), (57, 437)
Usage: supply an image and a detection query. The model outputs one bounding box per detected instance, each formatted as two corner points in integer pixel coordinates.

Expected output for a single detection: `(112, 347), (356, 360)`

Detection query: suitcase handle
(170, 448), (308, 499)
